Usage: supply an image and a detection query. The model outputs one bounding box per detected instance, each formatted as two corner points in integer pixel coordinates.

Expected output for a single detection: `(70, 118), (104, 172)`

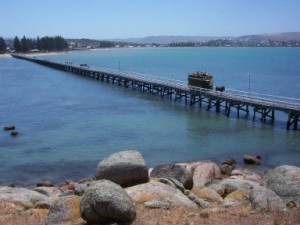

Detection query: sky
(1, 0), (300, 39)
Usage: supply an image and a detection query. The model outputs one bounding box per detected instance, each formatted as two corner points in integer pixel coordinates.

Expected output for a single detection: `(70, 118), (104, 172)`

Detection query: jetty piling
(11, 54), (300, 131)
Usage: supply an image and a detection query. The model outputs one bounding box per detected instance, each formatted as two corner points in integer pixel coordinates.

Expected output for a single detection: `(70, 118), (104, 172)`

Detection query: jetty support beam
(286, 112), (300, 130)
(253, 107), (275, 122)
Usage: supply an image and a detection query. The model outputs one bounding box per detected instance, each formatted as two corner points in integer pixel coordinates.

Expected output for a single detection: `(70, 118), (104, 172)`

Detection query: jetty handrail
(188, 86), (300, 111)
(65, 60), (300, 111)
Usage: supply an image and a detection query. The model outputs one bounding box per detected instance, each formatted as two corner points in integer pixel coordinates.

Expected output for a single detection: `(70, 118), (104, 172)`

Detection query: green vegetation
(0, 37), (6, 53)
(12, 35), (68, 52)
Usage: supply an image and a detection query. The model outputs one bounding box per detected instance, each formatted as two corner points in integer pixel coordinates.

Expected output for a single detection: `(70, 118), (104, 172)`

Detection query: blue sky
(1, 0), (300, 39)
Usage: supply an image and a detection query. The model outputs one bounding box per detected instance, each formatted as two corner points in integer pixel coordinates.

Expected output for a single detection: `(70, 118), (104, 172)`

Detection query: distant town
(1, 32), (300, 54)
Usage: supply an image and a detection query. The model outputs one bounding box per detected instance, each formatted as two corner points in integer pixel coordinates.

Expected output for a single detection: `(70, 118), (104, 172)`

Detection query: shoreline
(0, 157), (276, 188)
(0, 150), (299, 225)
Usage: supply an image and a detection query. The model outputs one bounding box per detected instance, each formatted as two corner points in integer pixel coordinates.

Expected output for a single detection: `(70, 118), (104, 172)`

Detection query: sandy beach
(0, 54), (11, 58)
(0, 51), (70, 59)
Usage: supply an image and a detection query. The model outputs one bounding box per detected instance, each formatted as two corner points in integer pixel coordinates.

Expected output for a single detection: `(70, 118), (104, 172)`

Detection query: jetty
(11, 54), (300, 131)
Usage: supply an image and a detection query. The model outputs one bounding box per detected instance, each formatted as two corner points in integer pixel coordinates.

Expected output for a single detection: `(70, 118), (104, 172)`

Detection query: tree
(20, 35), (28, 52)
(13, 36), (21, 52)
(0, 37), (6, 53)
(36, 36), (40, 49)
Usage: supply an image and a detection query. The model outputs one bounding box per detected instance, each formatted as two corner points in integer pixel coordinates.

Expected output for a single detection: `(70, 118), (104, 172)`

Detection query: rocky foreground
(0, 150), (299, 225)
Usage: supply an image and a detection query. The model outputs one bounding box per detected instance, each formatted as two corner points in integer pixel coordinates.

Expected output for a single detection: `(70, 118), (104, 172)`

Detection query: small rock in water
(37, 181), (54, 187)
(4, 125), (15, 130)
(243, 155), (261, 165)
(10, 131), (19, 136)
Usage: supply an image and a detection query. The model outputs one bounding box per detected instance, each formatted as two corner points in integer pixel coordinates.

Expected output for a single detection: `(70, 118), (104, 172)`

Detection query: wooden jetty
(11, 54), (300, 131)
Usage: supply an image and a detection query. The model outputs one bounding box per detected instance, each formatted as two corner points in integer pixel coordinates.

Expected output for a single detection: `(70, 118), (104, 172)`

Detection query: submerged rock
(10, 131), (19, 136)
(3, 125), (15, 130)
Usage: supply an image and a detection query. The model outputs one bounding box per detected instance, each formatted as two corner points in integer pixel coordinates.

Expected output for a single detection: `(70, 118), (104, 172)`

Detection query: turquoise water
(0, 48), (300, 185)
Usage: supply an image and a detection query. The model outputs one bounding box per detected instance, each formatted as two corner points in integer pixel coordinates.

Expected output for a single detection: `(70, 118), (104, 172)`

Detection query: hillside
(238, 32), (300, 42)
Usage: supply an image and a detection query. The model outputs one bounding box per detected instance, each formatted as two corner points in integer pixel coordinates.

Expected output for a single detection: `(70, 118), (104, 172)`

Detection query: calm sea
(1, 47), (300, 185)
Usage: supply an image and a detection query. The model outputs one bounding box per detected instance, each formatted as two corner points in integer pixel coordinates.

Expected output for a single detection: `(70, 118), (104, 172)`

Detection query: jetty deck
(11, 54), (300, 130)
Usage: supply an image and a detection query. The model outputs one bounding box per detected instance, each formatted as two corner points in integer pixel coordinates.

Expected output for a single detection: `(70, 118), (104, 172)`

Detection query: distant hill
(112, 32), (300, 44)
(237, 32), (300, 42)
(113, 35), (232, 44)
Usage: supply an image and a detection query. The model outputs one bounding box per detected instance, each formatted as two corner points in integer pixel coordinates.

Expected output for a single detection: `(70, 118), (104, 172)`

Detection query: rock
(10, 131), (19, 136)
(244, 155), (261, 165)
(222, 189), (250, 208)
(34, 187), (63, 200)
(191, 187), (223, 204)
(126, 180), (198, 208)
(96, 150), (149, 187)
(186, 190), (212, 209)
(3, 125), (15, 130)
(209, 177), (259, 197)
(37, 181), (54, 187)
(169, 178), (185, 193)
(150, 163), (193, 190)
(249, 186), (287, 212)
(80, 179), (136, 224)
(78, 177), (93, 183)
(230, 169), (262, 184)
(45, 195), (82, 225)
(231, 169), (243, 176)
(193, 162), (221, 188)
(262, 165), (300, 204)
(74, 182), (91, 196)
(242, 170), (262, 184)
(224, 189), (250, 201)
(221, 159), (236, 175)
(144, 200), (170, 209)
(154, 178), (185, 193)
(0, 202), (49, 225)
(0, 186), (52, 209)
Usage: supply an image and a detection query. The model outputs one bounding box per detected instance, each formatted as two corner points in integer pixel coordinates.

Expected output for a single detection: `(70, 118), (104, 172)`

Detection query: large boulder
(150, 163), (193, 189)
(0, 186), (52, 209)
(80, 179), (136, 224)
(126, 180), (198, 208)
(45, 195), (83, 225)
(249, 186), (287, 212)
(96, 150), (149, 187)
(262, 165), (300, 204)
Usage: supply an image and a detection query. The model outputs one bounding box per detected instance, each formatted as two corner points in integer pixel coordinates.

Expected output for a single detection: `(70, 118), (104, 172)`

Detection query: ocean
(0, 47), (300, 185)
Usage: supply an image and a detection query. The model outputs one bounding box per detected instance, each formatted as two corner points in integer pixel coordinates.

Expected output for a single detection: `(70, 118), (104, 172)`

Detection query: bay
(0, 47), (299, 185)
